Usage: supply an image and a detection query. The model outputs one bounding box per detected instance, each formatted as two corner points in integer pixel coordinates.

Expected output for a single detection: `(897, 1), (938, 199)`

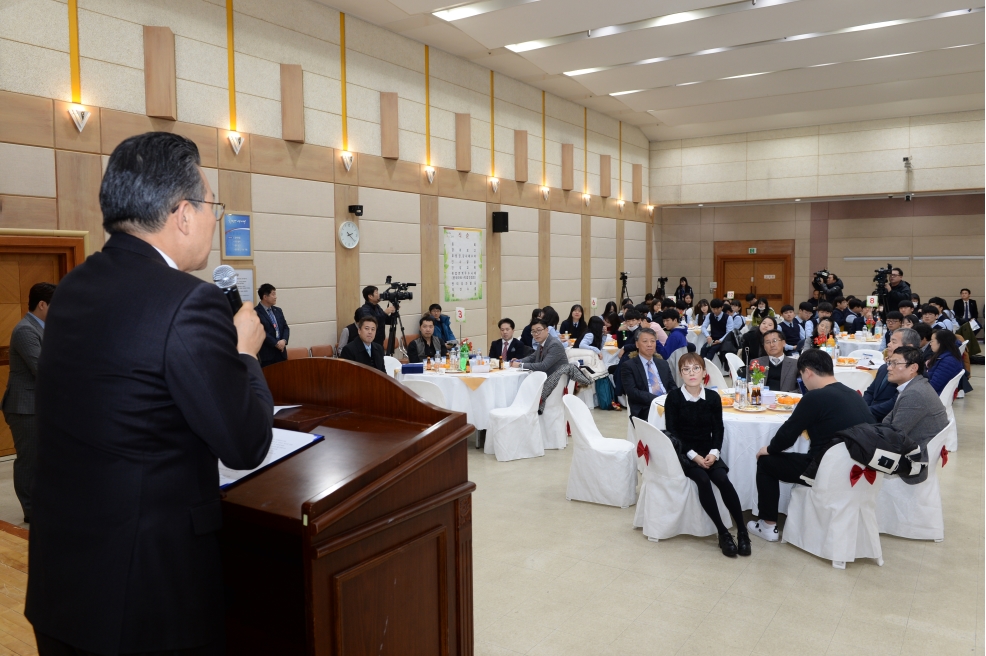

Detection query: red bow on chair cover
(849, 464), (876, 486)
(703, 373), (710, 386)
(941, 446), (948, 467)
(636, 440), (650, 465)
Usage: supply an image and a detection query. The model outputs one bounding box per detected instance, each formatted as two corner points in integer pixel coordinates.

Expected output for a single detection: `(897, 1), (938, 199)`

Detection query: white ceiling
(320, 0), (986, 140)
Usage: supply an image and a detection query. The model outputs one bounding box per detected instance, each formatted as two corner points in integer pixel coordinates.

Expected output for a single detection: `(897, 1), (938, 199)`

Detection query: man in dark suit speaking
(27, 132), (274, 656)
(255, 283), (290, 367)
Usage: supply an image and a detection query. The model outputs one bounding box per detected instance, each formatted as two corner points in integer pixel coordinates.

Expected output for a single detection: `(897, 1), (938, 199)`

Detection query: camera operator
(883, 267), (911, 313)
(811, 270), (844, 303)
(360, 284), (395, 346)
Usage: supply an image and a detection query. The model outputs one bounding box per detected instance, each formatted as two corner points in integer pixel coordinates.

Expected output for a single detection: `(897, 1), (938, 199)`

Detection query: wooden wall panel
(100, 109), (218, 168)
(498, 181), (539, 209)
(420, 195), (439, 310)
(53, 101), (100, 153)
(0, 196), (58, 230)
(632, 163), (642, 203)
(335, 185), (361, 333)
(380, 92), (399, 160)
(645, 221), (653, 293)
(599, 155), (611, 198)
(358, 156), (422, 195)
(251, 135), (332, 182)
(486, 203), (501, 344)
(0, 91), (53, 148)
(437, 169), (486, 203)
(455, 114), (471, 173)
(55, 150), (104, 250)
(143, 26), (177, 120)
(280, 64), (305, 144)
(580, 214), (591, 309)
(514, 130), (528, 182)
(616, 219), (624, 283)
(218, 170), (252, 213)
(561, 143), (574, 191)
(538, 209), (550, 308)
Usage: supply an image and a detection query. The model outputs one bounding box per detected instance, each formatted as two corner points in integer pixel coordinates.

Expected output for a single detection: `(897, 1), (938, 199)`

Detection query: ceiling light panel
(432, 0), (540, 22)
(578, 11), (983, 96)
(515, 0), (977, 74)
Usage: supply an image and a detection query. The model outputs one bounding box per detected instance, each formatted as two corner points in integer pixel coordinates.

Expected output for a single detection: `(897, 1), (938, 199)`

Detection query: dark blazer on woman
(663, 386), (727, 472)
(740, 329), (766, 361)
(560, 318), (587, 343)
(27, 233), (274, 655)
(926, 351), (963, 395)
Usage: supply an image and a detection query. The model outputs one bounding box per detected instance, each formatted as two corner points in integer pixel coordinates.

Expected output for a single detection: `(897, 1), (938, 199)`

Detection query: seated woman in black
(740, 315), (777, 360)
(560, 304), (588, 343)
(520, 308), (542, 348)
(664, 353), (750, 558)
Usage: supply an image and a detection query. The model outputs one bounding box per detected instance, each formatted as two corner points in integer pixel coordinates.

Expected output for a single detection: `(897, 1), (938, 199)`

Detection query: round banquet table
(837, 336), (882, 357)
(399, 369), (528, 431)
(647, 395), (809, 515)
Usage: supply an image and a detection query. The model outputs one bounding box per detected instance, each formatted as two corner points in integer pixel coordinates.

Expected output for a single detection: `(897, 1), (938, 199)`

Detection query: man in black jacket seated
(489, 318), (531, 360)
(340, 315), (386, 372)
(407, 315), (447, 364)
(621, 328), (676, 420)
(27, 132), (274, 656)
(747, 349), (875, 542)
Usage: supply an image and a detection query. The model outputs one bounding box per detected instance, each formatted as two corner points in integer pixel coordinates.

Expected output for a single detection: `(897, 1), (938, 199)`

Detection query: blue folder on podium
(219, 427), (324, 489)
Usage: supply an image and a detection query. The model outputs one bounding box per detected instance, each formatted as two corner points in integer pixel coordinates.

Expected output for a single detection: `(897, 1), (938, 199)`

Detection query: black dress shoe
(736, 530), (751, 557)
(718, 531), (738, 557)
(22, 517), (29, 524)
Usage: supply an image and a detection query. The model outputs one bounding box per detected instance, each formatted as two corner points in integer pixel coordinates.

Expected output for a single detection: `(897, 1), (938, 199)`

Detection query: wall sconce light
(490, 177), (499, 193)
(68, 104), (91, 133)
(583, 193), (591, 207)
(425, 166), (436, 184)
(227, 132), (244, 155)
(540, 186), (549, 201)
(617, 199), (625, 212)
(646, 205), (654, 215)
(340, 151), (354, 172)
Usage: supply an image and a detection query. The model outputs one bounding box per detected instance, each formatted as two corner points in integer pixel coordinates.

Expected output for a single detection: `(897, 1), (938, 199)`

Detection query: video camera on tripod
(871, 263), (893, 313)
(380, 276), (416, 357)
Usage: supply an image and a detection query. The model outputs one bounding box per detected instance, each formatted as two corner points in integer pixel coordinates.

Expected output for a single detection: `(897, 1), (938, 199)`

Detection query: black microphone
(213, 265), (243, 315)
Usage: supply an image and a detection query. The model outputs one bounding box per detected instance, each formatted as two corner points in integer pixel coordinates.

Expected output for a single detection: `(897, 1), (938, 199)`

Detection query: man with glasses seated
(864, 327), (920, 422)
(881, 346), (948, 483)
(511, 318), (568, 414)
(751, 330), (799, 393)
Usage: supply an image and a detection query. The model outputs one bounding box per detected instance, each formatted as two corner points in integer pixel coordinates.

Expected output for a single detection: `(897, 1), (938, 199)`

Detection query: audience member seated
(407, 316), (448, 364)
(901, 314), (918, 331)
(927, 329), (964, 395)
(538, 306), (562, 347)
(340, 315), (386, 372)
(742, 315), (777, 360)
(927, 297), (956, 331)
(920, 305), (947, 332)
(359, 284), (395, 346)
(807, 289), (821, 309)
(877, 311), (903, 351)
(693, 299), (710, 327)
(815, 301), (839, 335)
(911, 322), (933, 359)
(865, 327), (920, 422)
(803, 316), (835, 352)
(616, 309), (643, 353)
(489, 318), (531, 360)
(674, 277), (694, 302)
(674, 299), (689, 323)
(898, 300), (915, 318)
(699, 299), (730, 362)
(560, 304), (588, 342)
(830, 296), (848, 329)
(511, 319), (568, 413)
(657, 309), (689, 360)
(427, 303), (456, 344)
(337, 308), (365, 353)
(752, 297), (776, 326)
(664, 353), (750, 557)
(602, 300), (619, 318)
(747, 349), (876, 542)
(797, 302), (816, 345)
(620, 328), (674, 420)
(953, 288), (978, 332)
(882, 346), (949, 483)
(682, 293), (694, 317)
(602, 313), (620, 341)
(911, 292), (921, 307)
(843, 298), (866, 333)
(578, 316), (607, 355)
(753, 330), (800, 392)
(777, 305), (803, 354)
(520, 308), (542, 348)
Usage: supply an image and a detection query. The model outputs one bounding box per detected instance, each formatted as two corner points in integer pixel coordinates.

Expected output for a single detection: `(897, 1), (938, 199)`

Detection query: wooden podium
(220, 357), (475, 655)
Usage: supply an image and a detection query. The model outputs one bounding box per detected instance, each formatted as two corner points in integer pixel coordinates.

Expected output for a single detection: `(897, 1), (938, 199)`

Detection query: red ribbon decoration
(703, 373), (710, 386)
(849, 464), (876, 486)
(941, 446), (948, 467)
(636, 440), (650, 465)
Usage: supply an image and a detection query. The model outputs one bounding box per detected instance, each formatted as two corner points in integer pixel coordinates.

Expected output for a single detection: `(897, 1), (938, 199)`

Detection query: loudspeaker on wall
(492, 212), (509, 233)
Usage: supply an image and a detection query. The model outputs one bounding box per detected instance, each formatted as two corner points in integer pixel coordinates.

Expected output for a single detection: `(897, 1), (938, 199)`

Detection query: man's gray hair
(894, 327), (921, 349)
(638, 327), (658, 340)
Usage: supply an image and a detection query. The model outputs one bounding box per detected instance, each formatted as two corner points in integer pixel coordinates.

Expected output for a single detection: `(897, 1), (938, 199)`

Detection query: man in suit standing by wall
(255, 283), (290, 367)
(340, 315), (386, 373)
(621, 328), (675, 420)
(2, 282), (55, 523)
(27, 132), (274, 656)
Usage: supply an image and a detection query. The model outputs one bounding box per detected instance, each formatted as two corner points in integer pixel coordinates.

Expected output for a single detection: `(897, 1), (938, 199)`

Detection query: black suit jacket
(953, 298), (978, 323)
(255, 303), (290, 366)
(621, 355), (676, 420)
(27, 233), (274, 654)
(340, 339), (386, 372)
(488, 338), (531, 360)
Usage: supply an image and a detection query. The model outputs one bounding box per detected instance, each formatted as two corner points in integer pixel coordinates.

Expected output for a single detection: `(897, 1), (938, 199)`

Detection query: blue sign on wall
(222, 213), (252, 259)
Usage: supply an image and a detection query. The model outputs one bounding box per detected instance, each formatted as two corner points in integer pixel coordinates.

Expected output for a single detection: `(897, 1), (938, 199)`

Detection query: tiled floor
(470, 368), (985, 655)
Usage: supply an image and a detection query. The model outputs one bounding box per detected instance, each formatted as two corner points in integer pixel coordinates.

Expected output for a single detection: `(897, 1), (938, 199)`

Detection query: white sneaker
(747, 520), (780, 542)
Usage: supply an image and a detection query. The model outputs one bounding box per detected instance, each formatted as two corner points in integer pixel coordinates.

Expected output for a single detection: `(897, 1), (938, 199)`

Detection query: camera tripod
(384, 303), (409, 358)
(620, 276), (631, 306)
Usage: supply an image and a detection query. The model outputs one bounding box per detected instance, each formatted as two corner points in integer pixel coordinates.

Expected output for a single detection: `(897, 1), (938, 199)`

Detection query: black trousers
(755, 452), (813, 522)
(4, 412), (36, 519)
(683, 465), (745, 533)
(36, 632), (223, 656)
(700, 342), (723, 364)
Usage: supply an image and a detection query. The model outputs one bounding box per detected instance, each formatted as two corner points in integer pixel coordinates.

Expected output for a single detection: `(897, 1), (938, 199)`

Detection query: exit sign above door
(748, 247), (757, 254)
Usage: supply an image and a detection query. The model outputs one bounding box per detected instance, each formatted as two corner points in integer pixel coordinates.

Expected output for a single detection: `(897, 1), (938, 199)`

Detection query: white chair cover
(383, 355), (402, 378)
(486, 372), (546, 461)
(847, 349), (884, 363)
(939, 370), (964, 451)
(667, 346), (689, 385)
(876, 422), (950, 541)
(646, 395), (669, 432)
(958, 341), (967, 355)
(704, 359), (729, 390)
(782, 443), (884, 568)
(563, 396), (637, 508)
(402, 379), (448, 408)
(539, 374), (569, 450)
(834, 370), (873, 393)
(725, 352), (745, 386)
(630, 417), (731, 541)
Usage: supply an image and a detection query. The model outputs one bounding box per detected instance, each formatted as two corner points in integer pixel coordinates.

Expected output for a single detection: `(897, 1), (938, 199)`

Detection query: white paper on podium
(273, 405), (301, 414)
(219, 427), (322, 489)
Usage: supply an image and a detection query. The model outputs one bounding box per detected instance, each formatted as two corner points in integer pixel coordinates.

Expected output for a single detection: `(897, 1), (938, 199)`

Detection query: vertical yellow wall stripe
(490, 71), (495, 177)
(339, 13), (348, 151)
(541, 91), (546, 186)
(424, 46), (430, 166)
(68, 0), (81, 103)
(583, 107), (587, 193)
(225, 0), (236, 130)
(618, 121), (622, 200)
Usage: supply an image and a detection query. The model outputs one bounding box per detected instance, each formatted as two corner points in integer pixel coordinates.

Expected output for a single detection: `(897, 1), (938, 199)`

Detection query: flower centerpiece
(748, 361), (768, 405)
(813, 335), (827, 347)
(459, 338), (474, 355)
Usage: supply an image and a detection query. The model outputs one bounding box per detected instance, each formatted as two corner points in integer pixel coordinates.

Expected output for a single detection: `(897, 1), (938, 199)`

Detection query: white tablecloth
(686, 326), (705, 350)
(648, 398), (809, 514)
(837, 337), (882, 357)
(400, 370), (528, 431)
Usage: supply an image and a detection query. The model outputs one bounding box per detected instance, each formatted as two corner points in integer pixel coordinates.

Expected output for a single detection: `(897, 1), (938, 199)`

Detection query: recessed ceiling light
(698, 204), (704, 206)
(795, 198), (801, 201)
(434, 0), (540, 22)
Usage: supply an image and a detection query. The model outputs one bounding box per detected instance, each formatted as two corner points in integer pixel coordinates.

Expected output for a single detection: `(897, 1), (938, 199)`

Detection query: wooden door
(722, 261), (756, 300)
(753, 260), (786, 308)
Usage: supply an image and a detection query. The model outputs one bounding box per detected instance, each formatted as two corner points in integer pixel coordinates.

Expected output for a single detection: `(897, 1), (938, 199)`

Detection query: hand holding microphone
(214, 265), (264, 358)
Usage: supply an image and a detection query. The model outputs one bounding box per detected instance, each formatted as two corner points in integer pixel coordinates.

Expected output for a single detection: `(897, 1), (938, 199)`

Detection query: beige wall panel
(911, 215), (984, 236)
(360, 252), (422, 318)
(681, 162), (747, 186)
(254, 250), (334, 288)
(358, 221), (421, 255)
(289, 321), (337, 349)
(455, 113), (471, 172)
(251, 174), (333, 217)
(420, 195), (439, 310)
(662, 208), (701, 224)
(356, 156), (423, 195)
(334, 184), (360, 332)
(909, 143), (985, 170)
(438, 196), (486, 229)
(828, 217), (912, 240)
(713, 221), (795, 242)
(436, 168), (486, 202)
(514, 130), (528, 182)
(829, 236), (914, 259)
(379, 91), (398, 159)
(680, 182), (747, 204)
(590, 216), (617, 239)
(280, 63), (305, 143)
(0, 195), (58, 229)
(663, 241), (701, 262)
(747, 177), (818, 201)
(911, 166), (985, 192)
(252, 213), (333, 253)
(599, 155), (611, 197)
(747, 156), (819, 180)
(550, 211), (582, 236)
(274, 286), (335, 326)
(550, 279), (580, 309)
(681, 142), (747, 166)
(0, 144), (56, 197)
(501, 281), (538, 306)
(250, 136), (331, 182)
(218, 169), (251, 215)
(500, 204), (538, 233)
(662, 222), (700, 242)
(357, 186), (419, 223)
(746, 136), (818, 161)
(500, 256), (538, 282)
(550, 234), (581, 258)
(538, 209), (550, 307)
(909, 120), (985, 148)
(79, 57), (145, 116)
(714, 204), (795, 223)
(500, 232), (538, 258)
(0, 91), (54, 148)
(0, 39), (70, 102)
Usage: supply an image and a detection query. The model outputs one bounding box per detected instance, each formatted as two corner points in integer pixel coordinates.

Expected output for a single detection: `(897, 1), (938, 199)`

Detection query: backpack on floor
(594, 375), (615, 409)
